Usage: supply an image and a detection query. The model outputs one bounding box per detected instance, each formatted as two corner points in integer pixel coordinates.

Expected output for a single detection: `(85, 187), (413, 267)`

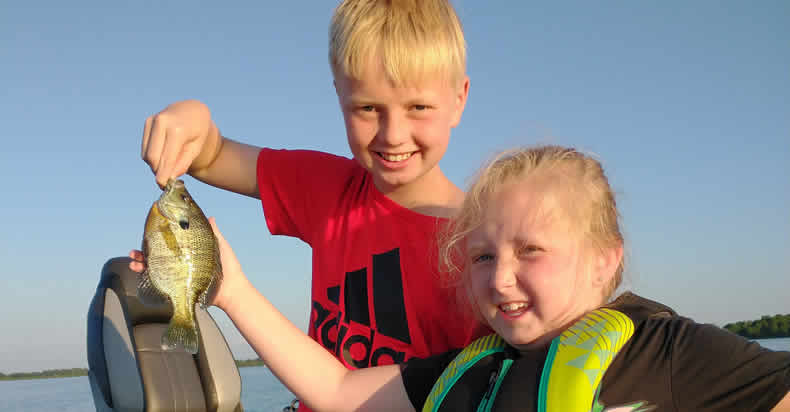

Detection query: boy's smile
(375, 151), (414, 168)
(334, 60), (468, 207)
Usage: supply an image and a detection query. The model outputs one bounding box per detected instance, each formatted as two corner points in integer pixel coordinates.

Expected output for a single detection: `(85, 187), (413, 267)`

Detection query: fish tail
(162, 314), (199, 354)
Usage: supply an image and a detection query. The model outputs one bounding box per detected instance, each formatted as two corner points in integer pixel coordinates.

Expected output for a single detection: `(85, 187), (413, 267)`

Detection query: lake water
(0, 367), (294, 412)
(2, 338), (789, 411)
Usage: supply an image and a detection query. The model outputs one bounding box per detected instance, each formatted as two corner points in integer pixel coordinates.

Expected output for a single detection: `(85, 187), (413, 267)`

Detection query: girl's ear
(592, 244), (623, 289)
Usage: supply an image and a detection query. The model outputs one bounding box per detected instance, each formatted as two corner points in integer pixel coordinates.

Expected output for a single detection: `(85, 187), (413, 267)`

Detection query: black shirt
(402, 293), (790, 411)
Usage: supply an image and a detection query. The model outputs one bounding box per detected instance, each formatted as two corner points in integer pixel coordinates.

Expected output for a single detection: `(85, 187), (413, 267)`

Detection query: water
(756, 337), (790, 352)
(0, 366), (294, 412)
(236, 367), (296, 412)
(2, 338), (789, 411)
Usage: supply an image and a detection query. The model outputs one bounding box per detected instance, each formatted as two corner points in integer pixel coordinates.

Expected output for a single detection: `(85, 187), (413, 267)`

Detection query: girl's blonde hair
(440, 145), (625, 302)
(329, 0), (467, 86)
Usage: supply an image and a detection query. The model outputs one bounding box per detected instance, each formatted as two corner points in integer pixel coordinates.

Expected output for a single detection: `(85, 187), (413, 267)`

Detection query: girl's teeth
(500, 303), (527, 312)
(380, 152), (413, 162)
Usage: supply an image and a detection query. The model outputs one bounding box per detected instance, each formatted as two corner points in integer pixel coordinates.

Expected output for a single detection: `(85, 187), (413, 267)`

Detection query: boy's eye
(360, 105), (375, 112)
(414, 104), (427, 111)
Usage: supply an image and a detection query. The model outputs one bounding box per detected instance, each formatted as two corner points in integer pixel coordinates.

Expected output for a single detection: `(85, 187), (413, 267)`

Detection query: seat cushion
(134, 324), (207, 412)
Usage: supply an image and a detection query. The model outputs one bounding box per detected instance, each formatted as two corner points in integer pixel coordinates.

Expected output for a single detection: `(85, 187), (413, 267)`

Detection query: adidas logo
(310, 248), (414, 368)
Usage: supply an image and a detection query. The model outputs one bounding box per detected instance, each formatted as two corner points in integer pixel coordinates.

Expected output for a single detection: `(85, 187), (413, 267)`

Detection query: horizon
(1, 1), (788, 373)
(4, 321), (790, 375)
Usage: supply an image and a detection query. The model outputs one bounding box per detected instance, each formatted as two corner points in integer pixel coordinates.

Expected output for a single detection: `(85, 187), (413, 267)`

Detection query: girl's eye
(414, 104), (428, 111)
(472, 254), (494, 264)
(518, 245), (542, 257)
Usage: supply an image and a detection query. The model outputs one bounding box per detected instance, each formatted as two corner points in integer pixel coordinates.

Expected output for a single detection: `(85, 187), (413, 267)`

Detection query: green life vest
(422, 308), (635, 412)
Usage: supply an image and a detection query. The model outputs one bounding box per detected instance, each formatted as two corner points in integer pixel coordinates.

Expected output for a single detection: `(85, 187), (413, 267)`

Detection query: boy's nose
(377, 113), (408, 146)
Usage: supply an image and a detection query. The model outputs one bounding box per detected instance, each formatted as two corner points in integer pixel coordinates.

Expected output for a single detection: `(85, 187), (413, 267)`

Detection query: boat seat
(87, 257), (243, 412)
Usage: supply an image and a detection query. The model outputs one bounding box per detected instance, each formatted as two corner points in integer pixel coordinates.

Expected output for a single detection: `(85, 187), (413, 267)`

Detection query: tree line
(235, 358), (265, 367)
(0, 358), (267, 381)
(4, 315), (787, 382)
(723, 314), (790, 339)
(0, 368), (88, 381)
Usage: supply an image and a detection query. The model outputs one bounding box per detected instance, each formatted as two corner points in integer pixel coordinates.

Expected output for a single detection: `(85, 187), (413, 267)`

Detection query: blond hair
(329, 0), (467, 86)
(440, 145), (625, 301)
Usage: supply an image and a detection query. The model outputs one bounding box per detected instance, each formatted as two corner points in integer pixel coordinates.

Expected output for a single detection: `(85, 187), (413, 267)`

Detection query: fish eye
(181, 194), (190, 202)
(179, 220), (189, 230)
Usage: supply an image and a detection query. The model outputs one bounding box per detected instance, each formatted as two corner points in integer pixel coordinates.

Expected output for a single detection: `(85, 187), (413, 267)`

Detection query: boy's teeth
(380, 152), (412, 162)
(500, 303), (527, 312)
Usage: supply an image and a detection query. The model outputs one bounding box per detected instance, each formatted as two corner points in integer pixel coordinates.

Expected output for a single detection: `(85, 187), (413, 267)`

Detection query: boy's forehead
(337, 69), (458, 90)
(334, 69), (461, 101)
(334, 51), (462, 89)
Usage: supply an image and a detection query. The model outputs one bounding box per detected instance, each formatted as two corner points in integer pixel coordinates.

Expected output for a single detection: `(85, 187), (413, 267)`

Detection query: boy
(134, 0), (486, 383)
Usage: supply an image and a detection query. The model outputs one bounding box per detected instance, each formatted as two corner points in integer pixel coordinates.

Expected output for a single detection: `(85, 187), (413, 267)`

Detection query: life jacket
(422, 293), (675, 412)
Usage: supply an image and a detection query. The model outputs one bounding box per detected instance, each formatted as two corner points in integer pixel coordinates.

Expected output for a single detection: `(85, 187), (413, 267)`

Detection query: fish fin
(199, 277), (215, 309)
(162, 317), (199, 354)
(137, 270), (169, 306)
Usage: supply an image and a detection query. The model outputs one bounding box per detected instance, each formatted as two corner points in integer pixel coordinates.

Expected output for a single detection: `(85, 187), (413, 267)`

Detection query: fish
(138, 178), (222, 354)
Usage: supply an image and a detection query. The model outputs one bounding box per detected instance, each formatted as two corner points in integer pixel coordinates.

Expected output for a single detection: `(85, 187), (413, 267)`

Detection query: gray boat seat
(87, 257), (243, 412)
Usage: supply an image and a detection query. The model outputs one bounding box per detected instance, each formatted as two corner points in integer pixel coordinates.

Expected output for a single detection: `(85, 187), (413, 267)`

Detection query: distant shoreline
(723, 314), (790, 339)
(5, 330), (789, 381)
(0, 360), (266, 382)
(0, 368), (88, 382)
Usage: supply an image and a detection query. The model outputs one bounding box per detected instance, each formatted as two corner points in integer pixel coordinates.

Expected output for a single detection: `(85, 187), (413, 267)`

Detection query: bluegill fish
(139, 178), (221, 354)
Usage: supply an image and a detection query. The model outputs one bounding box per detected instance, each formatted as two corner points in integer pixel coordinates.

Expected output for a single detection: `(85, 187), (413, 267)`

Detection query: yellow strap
(422, 334), (507, 412)
(423, 308), (634, 412)
(541, 308), (635, 412)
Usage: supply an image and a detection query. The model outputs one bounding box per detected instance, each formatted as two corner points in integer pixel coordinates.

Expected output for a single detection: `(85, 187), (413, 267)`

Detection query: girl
(132, 145), (790, 411)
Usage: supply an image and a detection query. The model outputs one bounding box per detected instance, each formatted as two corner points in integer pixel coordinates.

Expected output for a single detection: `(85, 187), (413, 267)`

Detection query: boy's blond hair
(440, 145), (626, 306)
(329, 0), (467, 86)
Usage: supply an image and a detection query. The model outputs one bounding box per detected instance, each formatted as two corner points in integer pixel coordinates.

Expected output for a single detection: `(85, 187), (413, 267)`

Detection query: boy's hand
(142, 100), (223, 188)
(127, 217), (248, 311)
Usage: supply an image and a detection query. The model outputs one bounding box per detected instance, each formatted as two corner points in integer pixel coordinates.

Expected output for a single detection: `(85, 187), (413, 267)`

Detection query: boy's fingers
(174, 143), (200, 178)
(158, 128), (185, 185)
(155, 131), (173, 188)
(146, 119), (169, 187)
(145, 117), (164, 170)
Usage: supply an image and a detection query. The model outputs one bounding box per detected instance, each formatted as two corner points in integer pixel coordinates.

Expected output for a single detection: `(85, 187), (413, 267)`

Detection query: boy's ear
(450, 76), (470, 128)
(592, 244), (623, 289)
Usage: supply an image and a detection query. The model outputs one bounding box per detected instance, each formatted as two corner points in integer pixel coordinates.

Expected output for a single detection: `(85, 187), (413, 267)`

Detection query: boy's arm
(211, 220), (416, 412)
(142, 100), (261, 198)
(189, 137), (261, 198)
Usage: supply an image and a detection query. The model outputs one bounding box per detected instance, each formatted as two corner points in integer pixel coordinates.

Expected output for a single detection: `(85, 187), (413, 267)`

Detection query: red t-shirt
(257, 149), (485, 373)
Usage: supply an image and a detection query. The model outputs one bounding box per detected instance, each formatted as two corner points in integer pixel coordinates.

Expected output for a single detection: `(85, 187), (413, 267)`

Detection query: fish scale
(139, 178), (222, 354)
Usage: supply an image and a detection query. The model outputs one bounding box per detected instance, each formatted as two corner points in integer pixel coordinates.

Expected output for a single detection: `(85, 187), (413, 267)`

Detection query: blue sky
(1, 1), (788, 373)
